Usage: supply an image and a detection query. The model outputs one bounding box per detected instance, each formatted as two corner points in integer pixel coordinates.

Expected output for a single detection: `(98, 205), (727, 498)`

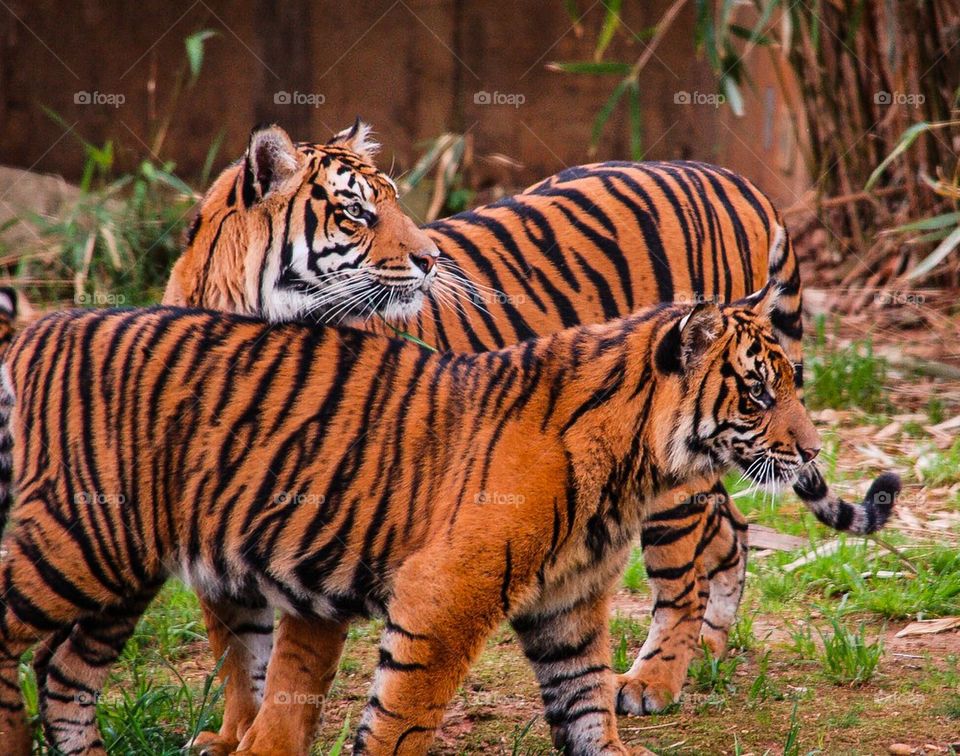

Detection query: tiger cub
(0, 285), (884, 755)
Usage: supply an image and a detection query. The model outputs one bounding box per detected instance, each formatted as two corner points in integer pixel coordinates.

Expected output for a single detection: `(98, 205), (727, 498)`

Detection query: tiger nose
(798, 443), (821, 463)
(410, 249), (438, 274)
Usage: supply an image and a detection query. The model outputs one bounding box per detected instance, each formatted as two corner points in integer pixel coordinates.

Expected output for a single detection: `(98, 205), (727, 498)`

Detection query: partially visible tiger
(159, 122), (898, 750)
(2, 286), (836, 755)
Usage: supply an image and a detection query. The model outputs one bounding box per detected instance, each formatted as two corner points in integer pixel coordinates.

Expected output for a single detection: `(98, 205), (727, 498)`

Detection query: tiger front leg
(512, 590), (635, 755)
(615, 486), (711, 716)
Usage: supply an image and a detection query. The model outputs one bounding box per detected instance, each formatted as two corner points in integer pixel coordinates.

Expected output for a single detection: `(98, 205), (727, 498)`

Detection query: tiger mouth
(735, 454), (803, 488)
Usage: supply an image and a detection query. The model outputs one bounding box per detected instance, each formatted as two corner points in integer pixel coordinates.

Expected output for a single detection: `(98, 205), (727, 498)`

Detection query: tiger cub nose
(410, 249), (438, 274)
(798, 443), (821, 463)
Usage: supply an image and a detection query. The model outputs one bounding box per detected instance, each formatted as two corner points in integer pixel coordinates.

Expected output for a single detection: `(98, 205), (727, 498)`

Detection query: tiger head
(166, 120), (439, 323)
(662, 286), (821, 489)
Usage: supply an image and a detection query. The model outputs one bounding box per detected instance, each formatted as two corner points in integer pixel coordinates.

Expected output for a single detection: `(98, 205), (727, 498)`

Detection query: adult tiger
(1, 287), (845, 755)
(158, 122), (896, 749)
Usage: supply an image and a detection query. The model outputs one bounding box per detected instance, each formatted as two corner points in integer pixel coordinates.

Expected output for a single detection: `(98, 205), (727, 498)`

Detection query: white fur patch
(768, 224), (786, 268)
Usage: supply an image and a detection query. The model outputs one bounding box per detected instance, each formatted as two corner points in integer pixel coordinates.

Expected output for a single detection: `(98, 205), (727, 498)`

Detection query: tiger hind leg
(234, 613), (348, 756)
(188, 598), (274, 756)
(615, 485), (712, 716)
(512, 591), (631, 754)
(39, 590), (160, 756)
(0, 535), (112, 754)
(353, 553), (504, 755)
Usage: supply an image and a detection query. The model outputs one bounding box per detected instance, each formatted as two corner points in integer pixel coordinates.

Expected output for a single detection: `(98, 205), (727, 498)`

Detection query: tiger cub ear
(327, 117), (380, 162)
(0, 287), (17, 319)
(678, 302), (724, 367)
(737, 280), (781, 321)
(244, 124), (301, 203)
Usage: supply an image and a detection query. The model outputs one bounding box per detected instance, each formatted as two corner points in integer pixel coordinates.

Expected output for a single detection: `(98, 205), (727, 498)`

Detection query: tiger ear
(678, 302), (723, 367)
(0, 287), (17, 319)
(245, 124), (300, 203)
(327, 117), (379, 162)
(738, 281), (781, 321)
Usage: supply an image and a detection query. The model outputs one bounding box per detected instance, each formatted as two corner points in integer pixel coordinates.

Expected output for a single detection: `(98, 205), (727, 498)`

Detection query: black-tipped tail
(793, 465), (900, 535)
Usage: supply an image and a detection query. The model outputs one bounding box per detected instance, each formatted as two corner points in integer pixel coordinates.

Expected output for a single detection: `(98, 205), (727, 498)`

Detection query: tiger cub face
(176, 120), (439, 323)
(667, 289), (821, 489)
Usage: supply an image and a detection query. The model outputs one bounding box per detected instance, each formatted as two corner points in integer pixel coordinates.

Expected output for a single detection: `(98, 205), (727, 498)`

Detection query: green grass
(915, 437), (960, 486)
(815, 617), (883, 685)
(689, 643), (743, 695)
(806, 316), (889, 412)
(621, 546), (646, 592)
(747, 649), (782, 703)
(786, 623), (818, 662)
(612, 634), (631, 674)
(728, 612), (756, 652)
(755, 538), (960, 619)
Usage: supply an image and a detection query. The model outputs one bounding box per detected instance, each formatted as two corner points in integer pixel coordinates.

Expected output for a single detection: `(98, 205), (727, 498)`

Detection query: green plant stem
(377, 314), (439, 352)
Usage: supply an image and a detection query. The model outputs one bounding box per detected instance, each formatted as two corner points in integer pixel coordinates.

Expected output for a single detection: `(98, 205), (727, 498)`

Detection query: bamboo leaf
(627, 80), (642, 160)
(695, 0), (721, 70)
(200, 130), (225, 187)
(722, 77), (745, 117)
(728, 24), (772, 45)
(810, 0), (821, 51)
(865, 121), (932, 190)
(185, 30), (217, 84)
(546, 61), (633, 75)
(907, 224), (960, 280)
(892, 211), (960, 234)
(563, 0), (583, 37)
(590, 79), (630, 155)
(909, 228), (954, 245)
(594, 0), (623, 61)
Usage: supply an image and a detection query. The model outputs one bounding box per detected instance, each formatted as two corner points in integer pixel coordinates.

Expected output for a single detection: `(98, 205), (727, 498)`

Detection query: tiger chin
(0, 285), (870, 756)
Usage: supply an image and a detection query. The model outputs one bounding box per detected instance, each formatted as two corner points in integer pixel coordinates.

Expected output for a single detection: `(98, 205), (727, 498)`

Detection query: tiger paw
(186, 731), (238, 756)
(698, 625), (729, 659)
(614, 672), (680, 716)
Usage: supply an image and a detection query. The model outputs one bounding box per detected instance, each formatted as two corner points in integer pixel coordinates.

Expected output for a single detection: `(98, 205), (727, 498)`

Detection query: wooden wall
(0, 0), (808, 205)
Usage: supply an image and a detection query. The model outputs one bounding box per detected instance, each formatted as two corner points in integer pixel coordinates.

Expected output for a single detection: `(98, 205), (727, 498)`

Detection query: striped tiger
(158, 122), (898, 750)
(2, 287), (832, 755)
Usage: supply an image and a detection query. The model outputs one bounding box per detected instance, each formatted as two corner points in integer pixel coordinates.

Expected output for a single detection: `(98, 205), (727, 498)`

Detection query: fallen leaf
(895, 617), (960, 638)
